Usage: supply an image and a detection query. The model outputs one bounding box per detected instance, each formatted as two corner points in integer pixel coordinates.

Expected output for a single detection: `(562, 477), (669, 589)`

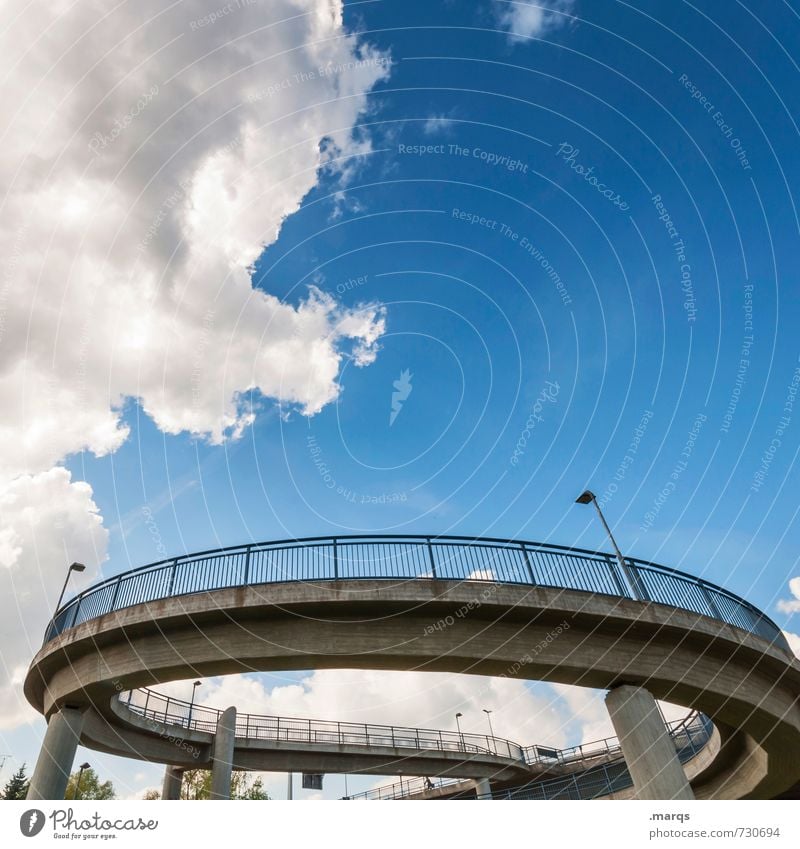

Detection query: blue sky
(2, 0), (800, 799)
(74, 0), (800, 615)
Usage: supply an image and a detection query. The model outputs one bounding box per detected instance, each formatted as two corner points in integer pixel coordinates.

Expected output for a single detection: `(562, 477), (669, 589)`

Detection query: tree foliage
(1, 764), (29, 800)
(65, 767), (116, 800)
(180, 770), (269, 800)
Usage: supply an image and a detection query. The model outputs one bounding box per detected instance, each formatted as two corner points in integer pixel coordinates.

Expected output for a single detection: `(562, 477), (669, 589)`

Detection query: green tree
(237, 776), (269, 800)
(65, 768), (116, 800)
(180, 769), (211, 800)
(179, 770), (269, 800)
(142, 788), (161, 800)
(1, 764), (29, 800)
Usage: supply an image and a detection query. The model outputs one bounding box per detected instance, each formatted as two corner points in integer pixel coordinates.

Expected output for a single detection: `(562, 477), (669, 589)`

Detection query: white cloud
(0, 0), (390, 478)
(421, 113), (457, 136)
(495, 0), (576, 42)
(777, 577), (800, 614)
(782, 630), (800, 658)
(0, 468), (108, 729)
(549, 683), (688, 745)
(0, 0), (391, 729)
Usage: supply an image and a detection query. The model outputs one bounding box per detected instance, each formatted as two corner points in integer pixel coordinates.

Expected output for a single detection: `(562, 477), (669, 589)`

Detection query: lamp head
(70, 562), (86, 573)
(575, 491), (595, 505)
(79, 762), (90, 770)
(455, 712), (463, 718)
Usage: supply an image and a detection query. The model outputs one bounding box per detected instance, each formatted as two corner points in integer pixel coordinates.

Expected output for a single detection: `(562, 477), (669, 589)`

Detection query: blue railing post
(243, 545), (251, 586)
(333, 538), (338, 579)
(622, 560), (649, 601)
(167, 558), (178, 596)
(69, 599), (82, 629)
(521, 543), (536, 584)
(699, 582), (723, 620)
(426, 538), (437, 578)
(606, 556), (628, 597)
(110, 575), (122, 613)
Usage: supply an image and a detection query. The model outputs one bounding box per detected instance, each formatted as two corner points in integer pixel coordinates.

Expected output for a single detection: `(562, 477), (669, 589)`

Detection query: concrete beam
(161, 766), (184, 800)
(28, 707), (84, 800)
(210, 707), (236, 800)
(606, 685), (694, 800)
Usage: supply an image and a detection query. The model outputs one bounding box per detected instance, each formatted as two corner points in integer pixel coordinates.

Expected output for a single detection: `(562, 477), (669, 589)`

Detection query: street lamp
(575, 490), (640, 598)
(482, 708), (495, 755)
(455, 712), (463, 741)
(187, 681), (201, 728)
(74, 762), (91, 800)
(482, 709), (495, 738)
(54, 562), (86, 615)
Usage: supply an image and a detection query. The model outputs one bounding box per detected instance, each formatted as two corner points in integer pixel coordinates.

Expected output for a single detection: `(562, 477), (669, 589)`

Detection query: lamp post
(74, 762), (91, 800)
(54, 562), (86, 615)
(187, 681), (201, 728)
(575, 490), (641, 598)
(455, 712), (463, 746)
(482, 709), (495, 738)
(482, 708), (495, 754)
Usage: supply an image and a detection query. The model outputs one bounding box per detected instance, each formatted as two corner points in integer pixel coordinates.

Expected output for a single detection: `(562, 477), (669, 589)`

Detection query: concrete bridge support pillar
(27, 707), (85, 800)
(210, 706), (237, 800)
(475, 778), (492, 799)
(162, 766), (184, 800)
(606, 685), (694, 800)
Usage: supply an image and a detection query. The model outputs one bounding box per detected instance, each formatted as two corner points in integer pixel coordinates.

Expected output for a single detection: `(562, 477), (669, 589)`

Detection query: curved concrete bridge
(23, 534), (800, 800)
(116, 689), (715, 800)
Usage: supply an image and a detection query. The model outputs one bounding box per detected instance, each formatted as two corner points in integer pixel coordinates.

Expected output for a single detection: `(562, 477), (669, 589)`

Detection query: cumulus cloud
(0, 468), (108, 729)
(777, 577), (800, 614)
(782, 631), (800, 658)
(548, 683), (688, 745)
(0, 0), (390, 478)
(495, 0), (576, 42)
(0, 0), (391, 730)
(421, 113), (457, 136)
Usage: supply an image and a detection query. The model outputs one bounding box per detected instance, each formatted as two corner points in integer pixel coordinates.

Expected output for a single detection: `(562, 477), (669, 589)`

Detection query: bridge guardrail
(121, 687), (525, 761)
(43, 534), (789, 652)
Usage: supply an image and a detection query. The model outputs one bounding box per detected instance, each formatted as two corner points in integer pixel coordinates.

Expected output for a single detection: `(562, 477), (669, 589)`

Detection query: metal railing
(519, 709), (706, 767)
(494, 713), (715, 800)
(121, 688), (524, 761)
(43, 534), (789, 651)
(345, 774), (467, 800)
(345, 712), (714, 800)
